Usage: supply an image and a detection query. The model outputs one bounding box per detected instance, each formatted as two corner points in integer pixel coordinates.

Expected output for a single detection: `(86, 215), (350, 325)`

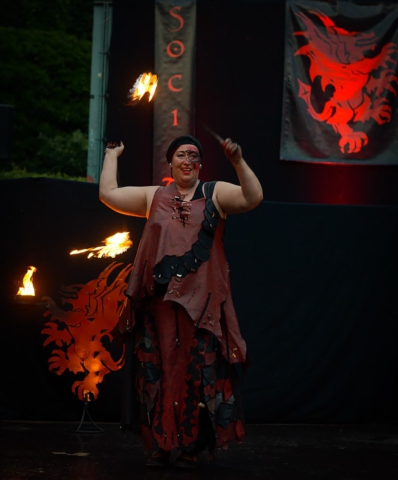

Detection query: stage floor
(1, 421), (397, 479)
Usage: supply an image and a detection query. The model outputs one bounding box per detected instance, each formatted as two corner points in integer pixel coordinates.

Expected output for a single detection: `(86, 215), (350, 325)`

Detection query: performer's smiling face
(171, 144), (201, 184)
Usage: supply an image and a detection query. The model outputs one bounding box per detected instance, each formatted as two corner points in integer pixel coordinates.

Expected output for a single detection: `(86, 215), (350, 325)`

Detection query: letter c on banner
(168, 7), (184, 32)
(168, 74), (183, 92)
(167, 40), (185, 58)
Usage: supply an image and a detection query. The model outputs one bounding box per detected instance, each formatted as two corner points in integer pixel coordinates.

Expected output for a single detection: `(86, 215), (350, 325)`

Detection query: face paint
(175, 149), (201, 165)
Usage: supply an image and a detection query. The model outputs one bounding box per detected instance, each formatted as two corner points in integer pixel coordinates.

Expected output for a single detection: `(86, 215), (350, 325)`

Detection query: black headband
(166, 135), (203, 163)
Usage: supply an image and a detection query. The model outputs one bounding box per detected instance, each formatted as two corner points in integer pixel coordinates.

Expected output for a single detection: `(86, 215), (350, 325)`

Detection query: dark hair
(166, 135), (203, 163)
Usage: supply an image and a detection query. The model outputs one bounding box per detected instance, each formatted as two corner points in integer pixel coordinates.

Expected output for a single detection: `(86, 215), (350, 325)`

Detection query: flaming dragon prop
(41, 262), (132, 400)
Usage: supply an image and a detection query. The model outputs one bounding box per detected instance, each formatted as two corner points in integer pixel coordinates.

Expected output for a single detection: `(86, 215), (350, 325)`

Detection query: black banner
(280, 0), (398, 165)
(153, 0), (196, 185)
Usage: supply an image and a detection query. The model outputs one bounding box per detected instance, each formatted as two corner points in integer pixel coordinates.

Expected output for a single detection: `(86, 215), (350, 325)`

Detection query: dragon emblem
(41, 262), (132, 400)
(294, 9), (398, 154)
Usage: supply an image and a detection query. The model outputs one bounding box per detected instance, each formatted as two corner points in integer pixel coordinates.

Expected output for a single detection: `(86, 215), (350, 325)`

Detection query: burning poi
(70, 232), (132, 259)
(127, 72), (158, 105)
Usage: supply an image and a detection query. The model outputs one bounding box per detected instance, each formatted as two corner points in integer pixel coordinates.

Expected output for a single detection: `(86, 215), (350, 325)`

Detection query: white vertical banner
(153, 0), (197, 185)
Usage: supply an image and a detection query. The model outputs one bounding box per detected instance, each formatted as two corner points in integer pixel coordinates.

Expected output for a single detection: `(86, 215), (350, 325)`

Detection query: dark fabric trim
(152, 182), (220, 283)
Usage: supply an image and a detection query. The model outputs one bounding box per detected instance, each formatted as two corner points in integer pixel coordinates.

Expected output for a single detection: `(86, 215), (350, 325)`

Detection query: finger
(227, 142), (239, 153)
(224, 139), (239, 151)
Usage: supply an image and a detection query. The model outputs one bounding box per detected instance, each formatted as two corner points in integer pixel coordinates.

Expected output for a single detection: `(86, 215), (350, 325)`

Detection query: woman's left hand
(222, 138), (243, 166)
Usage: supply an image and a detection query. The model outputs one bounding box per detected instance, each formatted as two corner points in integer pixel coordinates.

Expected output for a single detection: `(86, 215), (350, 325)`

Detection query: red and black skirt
(126, 297), (246, 456)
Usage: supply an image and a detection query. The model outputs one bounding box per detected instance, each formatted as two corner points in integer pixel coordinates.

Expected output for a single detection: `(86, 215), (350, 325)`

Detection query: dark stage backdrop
(106, 0), (398, 205)
(1, 179), (397, 425)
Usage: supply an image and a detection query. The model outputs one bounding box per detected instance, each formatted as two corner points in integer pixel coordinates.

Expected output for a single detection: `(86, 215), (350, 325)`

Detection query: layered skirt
(131, 297), (246, 456)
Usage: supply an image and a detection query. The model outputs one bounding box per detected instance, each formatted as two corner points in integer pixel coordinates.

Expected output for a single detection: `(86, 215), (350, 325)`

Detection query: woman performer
(99, 135), (263, 468)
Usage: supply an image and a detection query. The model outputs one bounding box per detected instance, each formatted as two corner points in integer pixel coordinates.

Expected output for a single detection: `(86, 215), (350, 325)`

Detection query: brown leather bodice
(122, 182), (246, 364)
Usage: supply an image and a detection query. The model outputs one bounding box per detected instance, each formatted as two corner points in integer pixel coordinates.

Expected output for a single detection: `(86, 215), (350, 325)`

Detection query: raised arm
(99, 142), (158, 218)
(214, 138), (263, 216)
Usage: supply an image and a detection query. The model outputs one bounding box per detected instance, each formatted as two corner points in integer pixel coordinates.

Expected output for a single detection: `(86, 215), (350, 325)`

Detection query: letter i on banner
(153, 0), (197, 185)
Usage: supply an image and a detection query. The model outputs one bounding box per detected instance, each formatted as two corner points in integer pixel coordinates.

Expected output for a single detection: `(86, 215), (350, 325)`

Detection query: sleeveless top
(122, 181), (247, 364)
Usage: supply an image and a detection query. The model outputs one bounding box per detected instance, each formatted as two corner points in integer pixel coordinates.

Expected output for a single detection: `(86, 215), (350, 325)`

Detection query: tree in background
(0, 0), (93, 178)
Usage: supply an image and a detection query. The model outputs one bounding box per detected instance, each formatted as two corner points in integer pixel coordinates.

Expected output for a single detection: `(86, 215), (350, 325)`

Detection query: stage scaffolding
(86, 1), (113, 183)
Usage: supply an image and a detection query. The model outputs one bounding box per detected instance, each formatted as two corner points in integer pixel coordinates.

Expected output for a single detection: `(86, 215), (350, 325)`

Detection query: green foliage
(0, 26), (91, 176)
(0, 0), (94, 41)
(36, 129), (88, 176)
(0, 164), (86, 182)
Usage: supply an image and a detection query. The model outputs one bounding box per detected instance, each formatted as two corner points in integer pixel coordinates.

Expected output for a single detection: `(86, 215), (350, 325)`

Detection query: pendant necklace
(174, 179), (199, 200)
(172, 179), (198, 226)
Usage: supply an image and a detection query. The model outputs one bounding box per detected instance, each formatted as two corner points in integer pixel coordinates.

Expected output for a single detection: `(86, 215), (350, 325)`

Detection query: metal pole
(86, 1), (113, 183)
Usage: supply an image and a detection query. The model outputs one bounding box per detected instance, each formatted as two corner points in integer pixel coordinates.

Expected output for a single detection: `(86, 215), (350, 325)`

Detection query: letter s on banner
(168, 6), (184, 32)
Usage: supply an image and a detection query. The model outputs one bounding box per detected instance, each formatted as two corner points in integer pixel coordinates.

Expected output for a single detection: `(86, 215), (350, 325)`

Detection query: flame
(128, 72), (158, 104)
(162, 176), (174, 186)
(70, 232), (132, 259)
(17, 266), (37, 296)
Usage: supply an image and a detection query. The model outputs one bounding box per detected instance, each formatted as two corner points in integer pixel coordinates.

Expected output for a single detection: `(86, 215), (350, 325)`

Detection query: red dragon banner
(280, 0), (398, 164)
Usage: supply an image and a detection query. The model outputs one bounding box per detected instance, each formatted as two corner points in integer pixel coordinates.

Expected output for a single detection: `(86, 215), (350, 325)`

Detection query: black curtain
(1, 179), (397, 424)
(106, 0), (398, 205)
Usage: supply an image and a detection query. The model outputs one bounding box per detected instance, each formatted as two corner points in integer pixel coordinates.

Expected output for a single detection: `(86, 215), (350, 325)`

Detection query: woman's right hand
(105, 141), (124, 157)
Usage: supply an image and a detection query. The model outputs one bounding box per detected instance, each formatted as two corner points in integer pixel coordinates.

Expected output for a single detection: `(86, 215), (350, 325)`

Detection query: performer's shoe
(174, 453), (198, 469)
(145, 451), (169, 467)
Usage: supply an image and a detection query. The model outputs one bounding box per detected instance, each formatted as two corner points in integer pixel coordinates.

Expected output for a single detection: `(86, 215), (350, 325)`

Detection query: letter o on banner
(166, 40), (185, 58)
